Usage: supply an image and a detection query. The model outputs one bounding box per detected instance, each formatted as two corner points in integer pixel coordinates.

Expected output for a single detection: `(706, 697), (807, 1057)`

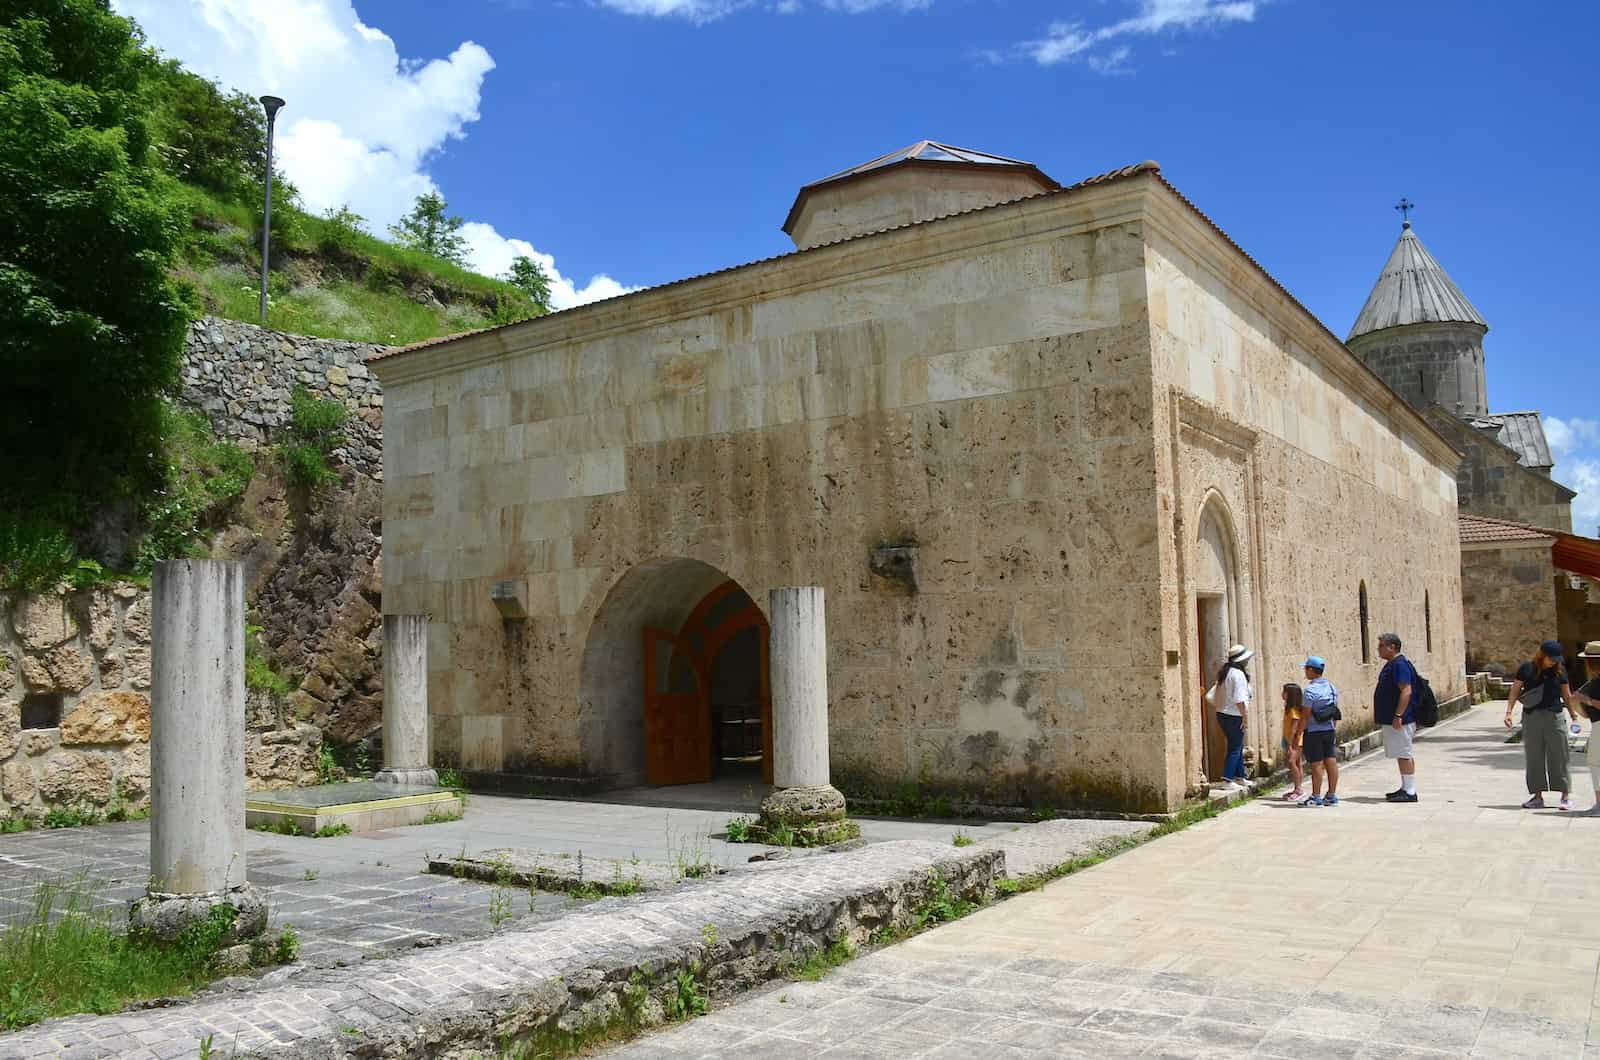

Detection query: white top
(1219, 667), (1252, 718)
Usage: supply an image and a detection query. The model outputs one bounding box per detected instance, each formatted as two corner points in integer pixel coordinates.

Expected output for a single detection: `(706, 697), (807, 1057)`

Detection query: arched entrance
(579, 559), (771, 787)
(1194, 495), (1241, 783)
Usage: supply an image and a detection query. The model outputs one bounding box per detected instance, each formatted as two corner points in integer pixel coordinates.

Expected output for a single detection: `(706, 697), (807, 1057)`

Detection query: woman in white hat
(1214, 644), (1254, 786)
(1576, 642), (1600, 816)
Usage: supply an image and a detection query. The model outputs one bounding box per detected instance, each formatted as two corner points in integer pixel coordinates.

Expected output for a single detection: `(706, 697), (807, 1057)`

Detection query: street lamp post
(257, 95), (285, 324)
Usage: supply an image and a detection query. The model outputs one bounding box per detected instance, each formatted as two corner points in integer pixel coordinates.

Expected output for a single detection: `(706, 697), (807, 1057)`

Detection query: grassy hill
(176, 186), (533, 346)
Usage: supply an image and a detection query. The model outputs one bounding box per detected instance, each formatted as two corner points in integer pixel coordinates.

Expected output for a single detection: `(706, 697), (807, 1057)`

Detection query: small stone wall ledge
(0, 840), (1001, 1059)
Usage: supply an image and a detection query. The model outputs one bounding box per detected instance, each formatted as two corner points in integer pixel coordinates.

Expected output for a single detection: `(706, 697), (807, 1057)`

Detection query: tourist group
(1209, 638), (1600, 810)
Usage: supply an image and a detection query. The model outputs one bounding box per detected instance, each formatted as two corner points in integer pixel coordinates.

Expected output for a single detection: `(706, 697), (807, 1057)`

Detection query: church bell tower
(1346, 208), (1489, 417)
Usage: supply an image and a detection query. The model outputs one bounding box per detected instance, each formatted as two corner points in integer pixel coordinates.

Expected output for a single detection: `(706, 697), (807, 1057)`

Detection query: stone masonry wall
(1346, 320), (1488, 418)
(379, 195), (1167, 808)
(1427, 408), (1574, 533)
(181, 316), (386, 479)
(0, 587), (153, 818)
(0, 318), (396, 819)
(1144, 218), (1467, 796)
(1461, 543), (1557, 675)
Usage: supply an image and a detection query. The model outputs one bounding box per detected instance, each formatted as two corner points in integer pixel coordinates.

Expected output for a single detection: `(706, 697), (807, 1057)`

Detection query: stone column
(131, 560), (264, 941)
(374, 614), (437, 786)
(758, 587), (856, 844)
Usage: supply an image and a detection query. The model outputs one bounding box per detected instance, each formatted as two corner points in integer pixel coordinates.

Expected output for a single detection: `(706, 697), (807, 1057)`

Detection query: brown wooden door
(643, 626), (712, 785)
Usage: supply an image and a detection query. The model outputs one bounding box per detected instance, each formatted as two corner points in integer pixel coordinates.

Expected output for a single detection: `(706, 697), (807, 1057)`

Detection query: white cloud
(597, 0), (926, 20)
(1569, 460), (1600, 537)
(460, 223), (641, 311)
(594, 0), (750, 20)
(1014, 0), (1260, 72)
(114, 0), (634, 306)
(1087, 45), (1134, 75)
(1547, 416), (1600, 457)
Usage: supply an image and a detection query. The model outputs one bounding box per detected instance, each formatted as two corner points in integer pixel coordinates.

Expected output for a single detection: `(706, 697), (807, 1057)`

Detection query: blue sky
(118, 0), (1599, 528)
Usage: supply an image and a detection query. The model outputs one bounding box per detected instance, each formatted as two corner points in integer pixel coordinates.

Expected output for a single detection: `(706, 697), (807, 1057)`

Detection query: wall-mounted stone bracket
(868, 545), (919, 593)
(490, 580), (527, 620)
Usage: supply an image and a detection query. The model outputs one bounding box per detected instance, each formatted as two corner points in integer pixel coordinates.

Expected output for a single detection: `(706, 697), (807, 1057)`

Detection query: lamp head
(258, 95), (286, 120)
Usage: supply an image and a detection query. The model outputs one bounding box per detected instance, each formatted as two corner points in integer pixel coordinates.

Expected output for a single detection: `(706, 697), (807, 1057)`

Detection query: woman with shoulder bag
(1209, 645), (1253, 788)
(1504, 639), (1579, 810)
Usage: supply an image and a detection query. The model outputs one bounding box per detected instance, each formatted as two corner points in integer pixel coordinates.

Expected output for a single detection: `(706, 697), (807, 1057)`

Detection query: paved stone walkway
(0, 839), (995, 1059)
(0, 793), (1016, 967)
(606, 705), (1600, 1059)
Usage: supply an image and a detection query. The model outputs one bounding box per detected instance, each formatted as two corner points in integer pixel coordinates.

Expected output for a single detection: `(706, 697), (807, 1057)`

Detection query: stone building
(372, 143), (1468, 812)
(1346, 222), (1600, 673)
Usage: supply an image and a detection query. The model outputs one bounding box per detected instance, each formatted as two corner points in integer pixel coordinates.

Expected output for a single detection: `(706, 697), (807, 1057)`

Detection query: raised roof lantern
(782, 140), (1059, 250)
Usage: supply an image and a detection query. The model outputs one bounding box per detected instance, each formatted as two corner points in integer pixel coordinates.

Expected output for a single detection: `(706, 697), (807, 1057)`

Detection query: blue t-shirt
(1375, 654), (1416, 725)
(1303, 677), (1339, 733)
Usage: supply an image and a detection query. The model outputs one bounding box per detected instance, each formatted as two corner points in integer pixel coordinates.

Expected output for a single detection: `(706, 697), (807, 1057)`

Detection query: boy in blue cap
(1301, 656), (1341, 806)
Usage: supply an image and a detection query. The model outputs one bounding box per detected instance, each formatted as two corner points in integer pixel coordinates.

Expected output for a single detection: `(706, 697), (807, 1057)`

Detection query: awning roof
(1460, 514), (1600, 580)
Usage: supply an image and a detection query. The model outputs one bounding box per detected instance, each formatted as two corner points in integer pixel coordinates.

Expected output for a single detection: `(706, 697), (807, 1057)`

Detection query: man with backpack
(1375, 632), (1419, 803)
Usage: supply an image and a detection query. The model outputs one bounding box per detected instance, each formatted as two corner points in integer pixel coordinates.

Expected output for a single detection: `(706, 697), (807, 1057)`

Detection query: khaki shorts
(1384, 722), (1416, 760)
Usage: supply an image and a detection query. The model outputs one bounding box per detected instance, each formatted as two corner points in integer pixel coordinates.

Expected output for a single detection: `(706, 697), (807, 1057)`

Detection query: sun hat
(1302, 655), (1326, 671)
(1227, 644), (1253, 664)
(1540, 639), (1565, 661)
(1579, 641), (1600, 659)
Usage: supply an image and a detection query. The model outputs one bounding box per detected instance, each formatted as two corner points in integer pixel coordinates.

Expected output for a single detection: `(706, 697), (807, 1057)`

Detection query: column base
(129, 882), (267, 943)
(756, 784), (860, 847)
(374, 767), (440, 787)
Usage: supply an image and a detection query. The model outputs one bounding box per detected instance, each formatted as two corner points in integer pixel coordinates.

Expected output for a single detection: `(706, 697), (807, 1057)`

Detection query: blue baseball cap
(1302, 656), (1326, 670)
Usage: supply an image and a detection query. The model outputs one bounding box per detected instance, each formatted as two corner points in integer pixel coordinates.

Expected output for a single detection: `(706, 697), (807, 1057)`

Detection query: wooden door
(643, 627), (712, 785)
(1197, 596), (1227, 782)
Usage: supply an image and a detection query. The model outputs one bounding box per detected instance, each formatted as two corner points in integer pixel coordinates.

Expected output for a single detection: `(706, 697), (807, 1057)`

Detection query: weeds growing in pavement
(722, 815), (753, 843)
(0, 878), (282, 1029)
(951, 830), (974, 847)
(790, 938), (854, 981)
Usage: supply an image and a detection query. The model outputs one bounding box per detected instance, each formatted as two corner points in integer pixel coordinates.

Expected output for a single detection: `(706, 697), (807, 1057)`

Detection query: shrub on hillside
(279, 386), (348, 490)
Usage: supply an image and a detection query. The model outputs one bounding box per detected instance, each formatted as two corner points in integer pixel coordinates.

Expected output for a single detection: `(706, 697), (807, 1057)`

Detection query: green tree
(0, 1), (189, 517)
(147, 62), (264, 198)
(504, 254), (553, 314)
(388, 191), (467, 265)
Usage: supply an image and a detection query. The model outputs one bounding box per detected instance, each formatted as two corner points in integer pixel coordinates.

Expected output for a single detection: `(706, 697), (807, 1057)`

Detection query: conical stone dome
(1348, 224), (1486, 341)
(1346, 223), (1489, 416)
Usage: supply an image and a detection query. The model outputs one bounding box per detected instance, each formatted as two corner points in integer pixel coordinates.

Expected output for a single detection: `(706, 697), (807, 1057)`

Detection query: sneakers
(1522, 795), (1546, 809)
(1559, 796), (1574, 812)
(1386, 788), (1405, 800)
(1324, 794), (1341, 806)
(1582, 804), (1600, 817)
(1390, 791), (1418, 803)
(1302, 795), (1325, 807)
(1283, 791), (1305, 803)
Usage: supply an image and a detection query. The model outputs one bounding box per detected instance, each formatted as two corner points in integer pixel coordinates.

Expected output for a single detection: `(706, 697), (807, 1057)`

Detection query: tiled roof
(1459, 514), (1554, 544)
(1348, 224), (1487, 341)
(1465, 411), (1554, 470)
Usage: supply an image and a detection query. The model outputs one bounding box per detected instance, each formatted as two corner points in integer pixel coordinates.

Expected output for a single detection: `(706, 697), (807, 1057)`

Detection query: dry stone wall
(0, 318), (398, 819)
(0, 586), (152, 817)
(181, 316), (387, 479)
(0, 585), (328, 821)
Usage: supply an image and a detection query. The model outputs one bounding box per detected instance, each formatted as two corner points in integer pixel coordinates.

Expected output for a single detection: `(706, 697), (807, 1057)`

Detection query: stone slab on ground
(975, 818), (1154, 879)
(603, 704), (1600, 1059)
(0, 840), (1001, 1059)
(427, 847), (704, 894)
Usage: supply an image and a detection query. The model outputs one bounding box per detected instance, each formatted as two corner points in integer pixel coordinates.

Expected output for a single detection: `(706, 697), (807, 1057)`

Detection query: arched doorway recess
(1194, 494), (1241, 783)
(579, 558), (771, 787)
